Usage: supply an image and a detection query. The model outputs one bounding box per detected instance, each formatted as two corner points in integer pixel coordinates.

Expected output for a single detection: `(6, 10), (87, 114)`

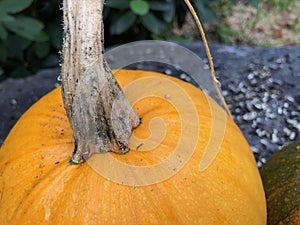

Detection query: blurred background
(0, 0), (299, 81)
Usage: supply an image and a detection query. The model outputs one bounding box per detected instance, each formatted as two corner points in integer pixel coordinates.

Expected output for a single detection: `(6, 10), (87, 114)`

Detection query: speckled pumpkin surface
(0, 70), (266, 225)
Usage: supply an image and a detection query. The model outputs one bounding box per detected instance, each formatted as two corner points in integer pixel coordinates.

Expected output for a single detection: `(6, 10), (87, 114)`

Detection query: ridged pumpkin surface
(0, 70), (266, 224)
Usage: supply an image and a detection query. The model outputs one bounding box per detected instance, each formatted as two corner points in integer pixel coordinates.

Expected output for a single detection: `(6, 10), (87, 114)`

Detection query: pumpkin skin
(0, 70), (266, 224)
(260, 142), (300, 225)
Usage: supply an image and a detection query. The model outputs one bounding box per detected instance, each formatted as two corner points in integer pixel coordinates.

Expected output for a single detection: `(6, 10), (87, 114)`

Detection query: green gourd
(260, 141), (300, 225)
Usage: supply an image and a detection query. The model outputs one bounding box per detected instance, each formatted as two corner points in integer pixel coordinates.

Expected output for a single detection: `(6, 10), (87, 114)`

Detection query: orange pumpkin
(0, 70), (266, 224)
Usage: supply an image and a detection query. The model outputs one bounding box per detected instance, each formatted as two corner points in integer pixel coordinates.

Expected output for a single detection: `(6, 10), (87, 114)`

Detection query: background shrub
(0, 0), (62, 80)
(0, 0), (258, 81)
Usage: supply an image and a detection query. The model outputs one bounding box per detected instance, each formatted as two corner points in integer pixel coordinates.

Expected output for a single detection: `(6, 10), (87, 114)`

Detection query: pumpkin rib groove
(0, 133), (74, 222)
(7, 162), (79, 224)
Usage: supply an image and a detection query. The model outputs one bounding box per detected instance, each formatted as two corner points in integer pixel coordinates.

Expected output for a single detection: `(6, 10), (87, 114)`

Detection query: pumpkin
(260, 142), (300, 225)
(0, 69), (266, 224)
(0, 0), (266, 223)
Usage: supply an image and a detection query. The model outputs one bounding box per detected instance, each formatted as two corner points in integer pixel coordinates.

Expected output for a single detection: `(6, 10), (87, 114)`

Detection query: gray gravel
(187, 43), (300, 166)
(0, 43), (299, 167)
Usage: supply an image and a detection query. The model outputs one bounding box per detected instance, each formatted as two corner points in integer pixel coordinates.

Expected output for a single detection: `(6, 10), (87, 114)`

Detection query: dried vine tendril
(183, 0), (232, 117)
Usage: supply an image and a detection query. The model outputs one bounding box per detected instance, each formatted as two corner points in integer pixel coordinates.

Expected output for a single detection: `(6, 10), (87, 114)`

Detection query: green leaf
(110, 11), (136, 35)
(194, 1), (218, 24)
(34, 31), (48, 42)
(0, 0), (33, 13)
(4, 35), (31, 59)
(162, 3), (175, 22)
(130, 0), (149, 16)
(46, 20), (63, 50)
(141, 13), (165, 34)
(0, 24), (7, 40)
(0, 11), (14, 22)
(217, 26), (237, 43)
(248, 0), (259, 8)
(105, 0), (129, 10)
(149, 1), (171, 11)
(3, 16), (48, 41)
(33, 42), (50, 58)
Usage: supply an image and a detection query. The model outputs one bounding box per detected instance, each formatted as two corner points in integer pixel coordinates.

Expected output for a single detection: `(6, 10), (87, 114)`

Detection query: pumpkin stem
(61, 0), (140, 163)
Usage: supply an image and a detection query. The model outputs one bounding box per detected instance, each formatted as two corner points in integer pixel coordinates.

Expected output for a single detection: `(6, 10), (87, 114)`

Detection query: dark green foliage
(0, 0), (258, 81)
(103, 0), (258, 45)
(0, 0), (62, 81)
(103, 0), (184, 44)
